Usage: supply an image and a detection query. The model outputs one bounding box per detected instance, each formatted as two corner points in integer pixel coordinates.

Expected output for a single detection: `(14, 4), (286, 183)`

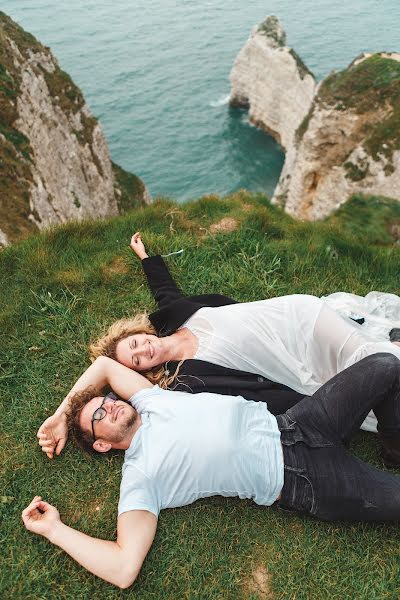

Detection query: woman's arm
(130, 232), (184, 308)
(22, 497), (157, 589)
(37, 357), (153, 458)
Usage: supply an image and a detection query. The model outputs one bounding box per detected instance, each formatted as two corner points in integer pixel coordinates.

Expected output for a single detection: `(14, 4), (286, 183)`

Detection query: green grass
(1, 192), (400, 599)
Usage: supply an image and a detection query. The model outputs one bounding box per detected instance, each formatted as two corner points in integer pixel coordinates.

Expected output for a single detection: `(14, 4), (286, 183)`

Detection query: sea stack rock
(0, 12), (150, 244)
(229, 16), (316, 151)
(231, 18), (400, 220)
(273, 53), (400, 219)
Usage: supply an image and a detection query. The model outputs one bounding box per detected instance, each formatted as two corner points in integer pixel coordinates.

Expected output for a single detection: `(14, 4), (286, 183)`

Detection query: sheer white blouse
(182, 294), (400, 432)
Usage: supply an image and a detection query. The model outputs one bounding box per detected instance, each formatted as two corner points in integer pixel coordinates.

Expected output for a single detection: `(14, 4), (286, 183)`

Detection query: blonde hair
(89, 313), (178, 388)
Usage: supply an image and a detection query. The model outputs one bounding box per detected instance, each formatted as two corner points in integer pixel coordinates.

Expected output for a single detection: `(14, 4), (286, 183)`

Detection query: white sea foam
(209, 94), (230, 107)
(240, 113), (256, 127)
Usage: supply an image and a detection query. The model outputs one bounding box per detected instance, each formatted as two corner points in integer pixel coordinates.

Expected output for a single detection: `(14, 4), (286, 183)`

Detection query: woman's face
(115, 333), (164, 371)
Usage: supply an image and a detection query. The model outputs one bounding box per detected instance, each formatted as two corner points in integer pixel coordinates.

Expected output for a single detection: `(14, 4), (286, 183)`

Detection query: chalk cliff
(274, 53), (400, 219)
(229, 16), (316, 151)
(231, 17), (400, 220)
(0, 12), (150, 245)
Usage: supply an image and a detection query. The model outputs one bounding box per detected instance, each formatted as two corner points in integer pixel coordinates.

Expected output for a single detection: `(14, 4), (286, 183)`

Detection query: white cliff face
(231, 19), (400, 220)
(0, 13), (150, 244)
(12, 44), (118, 228)
(229, 16), (316, 151)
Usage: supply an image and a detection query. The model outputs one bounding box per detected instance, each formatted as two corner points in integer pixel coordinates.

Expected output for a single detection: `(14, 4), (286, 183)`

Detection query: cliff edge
(231, 17), (400, 220)
(0, 12), (150, 245)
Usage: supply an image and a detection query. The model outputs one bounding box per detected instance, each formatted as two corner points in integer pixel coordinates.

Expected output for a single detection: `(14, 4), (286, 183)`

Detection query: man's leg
(277, 353), (400, 521)
(286, 353), (400, 447)
(278, 441), (400, 521)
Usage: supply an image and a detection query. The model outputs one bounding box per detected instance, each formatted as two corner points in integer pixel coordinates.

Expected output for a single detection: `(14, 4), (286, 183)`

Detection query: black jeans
(276, 353), (400, 521)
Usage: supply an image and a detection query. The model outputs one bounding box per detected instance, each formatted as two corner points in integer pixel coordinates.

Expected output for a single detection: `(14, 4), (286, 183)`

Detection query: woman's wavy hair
(89, 313), (178, 389)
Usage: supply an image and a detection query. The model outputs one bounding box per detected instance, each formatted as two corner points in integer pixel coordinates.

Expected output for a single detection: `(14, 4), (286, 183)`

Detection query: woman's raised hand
(130, 232), (148, 260)
(37, 412), (68, 459)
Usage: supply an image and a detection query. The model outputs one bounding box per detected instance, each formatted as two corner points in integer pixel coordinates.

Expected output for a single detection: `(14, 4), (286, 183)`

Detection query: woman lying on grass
(38, 233), (400, 465)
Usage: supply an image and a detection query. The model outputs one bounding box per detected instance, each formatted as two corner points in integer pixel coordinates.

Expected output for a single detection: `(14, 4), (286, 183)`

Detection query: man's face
(79, 395), (138, 447)
(116, 333), (163, 371)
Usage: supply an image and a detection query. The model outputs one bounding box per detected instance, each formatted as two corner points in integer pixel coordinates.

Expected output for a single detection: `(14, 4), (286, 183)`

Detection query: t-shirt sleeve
(118, 465), (160, 518)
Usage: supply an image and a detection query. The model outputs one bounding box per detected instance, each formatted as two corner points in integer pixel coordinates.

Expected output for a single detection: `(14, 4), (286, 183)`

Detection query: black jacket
(141, 255), (306, 415)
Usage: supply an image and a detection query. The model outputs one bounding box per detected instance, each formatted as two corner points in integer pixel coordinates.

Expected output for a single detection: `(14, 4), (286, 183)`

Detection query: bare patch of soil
(244, 564), (274, 599)
(102, 256), (130, 277)
(209, 216), (239, 233)
(389, 221), (400, 242)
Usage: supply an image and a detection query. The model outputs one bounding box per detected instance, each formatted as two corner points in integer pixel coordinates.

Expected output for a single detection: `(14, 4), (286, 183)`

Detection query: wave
(209, 94), (230, 107)
(240, 113), (256, 127)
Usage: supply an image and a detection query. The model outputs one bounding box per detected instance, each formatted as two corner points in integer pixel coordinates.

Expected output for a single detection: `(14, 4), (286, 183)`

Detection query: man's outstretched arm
(22, 497), (157, 589)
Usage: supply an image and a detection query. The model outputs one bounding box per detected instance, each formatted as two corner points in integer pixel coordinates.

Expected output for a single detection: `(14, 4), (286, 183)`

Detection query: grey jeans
(276, 353), (400, 521)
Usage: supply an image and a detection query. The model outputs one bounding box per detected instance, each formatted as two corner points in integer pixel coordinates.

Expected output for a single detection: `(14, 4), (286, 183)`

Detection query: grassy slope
(1, 192), (400, 600)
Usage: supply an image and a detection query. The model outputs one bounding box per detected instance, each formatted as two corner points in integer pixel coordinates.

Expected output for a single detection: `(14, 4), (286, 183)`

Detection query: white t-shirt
(118, 386), (284, 517)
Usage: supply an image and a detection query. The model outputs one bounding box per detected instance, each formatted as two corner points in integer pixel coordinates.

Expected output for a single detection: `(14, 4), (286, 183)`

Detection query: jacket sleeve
(141, 255), (184, 309)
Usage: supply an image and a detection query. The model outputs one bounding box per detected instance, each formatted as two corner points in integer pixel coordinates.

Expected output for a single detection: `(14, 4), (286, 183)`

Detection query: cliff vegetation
(318, 55), (400, 177)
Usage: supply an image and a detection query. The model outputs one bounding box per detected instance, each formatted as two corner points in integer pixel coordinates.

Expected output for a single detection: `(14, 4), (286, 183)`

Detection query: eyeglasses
(91, 392), (118, 442)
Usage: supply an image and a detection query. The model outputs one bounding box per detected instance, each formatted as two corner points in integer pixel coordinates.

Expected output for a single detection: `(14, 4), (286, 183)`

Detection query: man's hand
(37, 412), (68, 459)
(22, 497), (61, 540)
(130, 232), (148, 260)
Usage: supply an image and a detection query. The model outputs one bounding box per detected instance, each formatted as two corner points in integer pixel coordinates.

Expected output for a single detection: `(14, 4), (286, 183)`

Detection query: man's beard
(111, 407), (138, 444)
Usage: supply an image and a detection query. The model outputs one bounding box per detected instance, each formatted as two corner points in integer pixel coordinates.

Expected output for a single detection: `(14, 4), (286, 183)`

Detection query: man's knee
(362, 352), (399, 373)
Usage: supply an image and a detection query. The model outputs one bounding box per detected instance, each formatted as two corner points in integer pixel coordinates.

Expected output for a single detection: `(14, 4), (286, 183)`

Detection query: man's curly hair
(66, 386), (103, 454)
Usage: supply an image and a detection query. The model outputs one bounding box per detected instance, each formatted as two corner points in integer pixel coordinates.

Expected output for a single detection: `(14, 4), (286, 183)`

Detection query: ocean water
(2, 1), (399, 201)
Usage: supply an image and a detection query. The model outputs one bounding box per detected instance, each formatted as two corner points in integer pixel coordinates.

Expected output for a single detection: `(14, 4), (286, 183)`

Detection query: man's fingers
(38, 432), (53, 442)
(41, 444), (55, 456)
(38, 437), (55, 448)
(55, 437), (67, 455)
(37, 500), (53, 512)
(22, 497), (42, 519)
(38, 435), (52, 444)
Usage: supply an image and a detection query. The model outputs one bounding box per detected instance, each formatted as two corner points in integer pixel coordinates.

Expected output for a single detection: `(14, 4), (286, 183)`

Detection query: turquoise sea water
(2, 1), (399, 201)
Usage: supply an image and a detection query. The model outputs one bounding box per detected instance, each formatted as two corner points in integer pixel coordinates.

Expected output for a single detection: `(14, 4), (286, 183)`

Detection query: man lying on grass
(23, 353), (400, 589)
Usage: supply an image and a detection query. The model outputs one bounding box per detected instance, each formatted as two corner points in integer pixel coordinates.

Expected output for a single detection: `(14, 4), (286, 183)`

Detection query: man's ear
(93, 439), (112, 453)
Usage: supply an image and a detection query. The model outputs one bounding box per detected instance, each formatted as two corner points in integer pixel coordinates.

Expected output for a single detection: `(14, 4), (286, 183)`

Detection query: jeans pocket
(295, 471), (316, 515)
(280, 467), (316, 516)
